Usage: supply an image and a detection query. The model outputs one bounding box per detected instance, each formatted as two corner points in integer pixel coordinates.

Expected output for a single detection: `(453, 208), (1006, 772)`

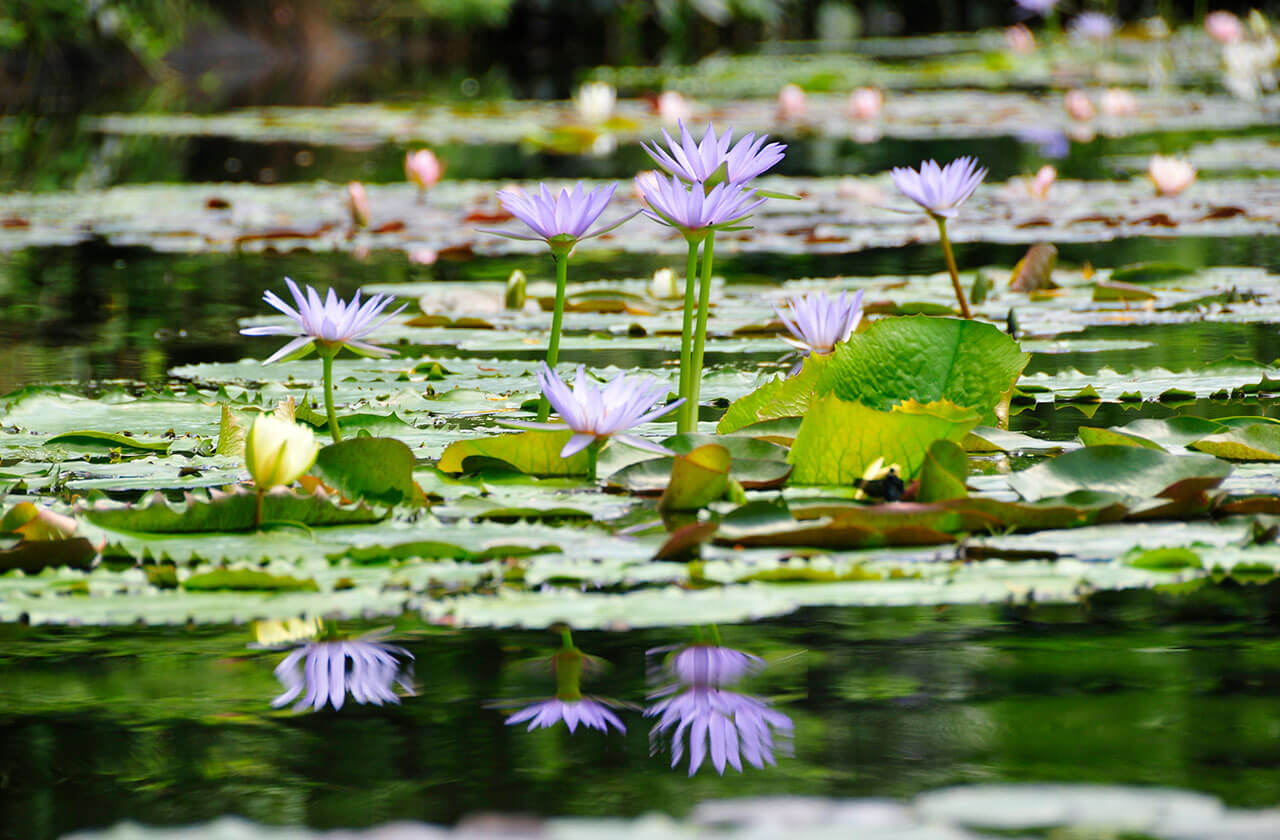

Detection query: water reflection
(500, 630), (627, 734)
(646, 637), (794, 776)
(268, 630), (415, 713)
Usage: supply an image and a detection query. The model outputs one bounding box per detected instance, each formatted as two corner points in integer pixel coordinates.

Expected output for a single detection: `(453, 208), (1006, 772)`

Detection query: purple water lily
(511, 363), (681, 458)
(890, 157), (987, 220)
(1070, 11), (1116, 40)
(776, 290), (865, 368)
(481, 182), (632, 249)
(638, 174), (765, 234)
(643, 121), (786, 187)
(1015, 0), (1057, 15)
(241, 277), (405, 365)
(272, 638), (414, 713)
(506, 697), (627, 734)
(646, 686), (794, 776)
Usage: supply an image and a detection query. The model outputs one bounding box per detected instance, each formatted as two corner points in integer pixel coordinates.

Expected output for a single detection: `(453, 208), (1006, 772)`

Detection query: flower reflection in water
(502, 629), (627, 735)
(269, 629), (414, 713)
(646, 635), (793, 775)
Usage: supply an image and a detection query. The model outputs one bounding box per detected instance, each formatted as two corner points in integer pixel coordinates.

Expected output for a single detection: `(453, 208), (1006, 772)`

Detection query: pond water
(5, 592), (1280, 838)
(5, 18), (1280, 840)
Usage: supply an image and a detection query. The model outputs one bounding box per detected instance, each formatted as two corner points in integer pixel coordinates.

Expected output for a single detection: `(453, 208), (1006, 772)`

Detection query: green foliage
(816, 316), (1029, 426)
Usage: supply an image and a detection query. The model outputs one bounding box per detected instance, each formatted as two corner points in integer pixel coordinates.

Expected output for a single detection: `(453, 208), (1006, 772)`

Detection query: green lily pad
(1191, 423), (1280, 461)
(45, 431), (171, 455)
(311, 437), (426, 507)
(659, 444), (731, 511)
(917, 439), (969, 502)
(1007, 446), (1231, 502)
(83, 488), (385, 534)
(437, 430), (591, 477)
(817, 316), (1029, 426)
(788, 395), (980, 486)
(716, 354), (829, 434)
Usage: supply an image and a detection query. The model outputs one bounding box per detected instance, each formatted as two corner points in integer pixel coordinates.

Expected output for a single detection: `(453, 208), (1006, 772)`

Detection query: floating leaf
(1190, 423), (1280, 461)
(716, 354), (829, 434)
(788, 395), (980, 486)
(917, 439), (969, 502)
(311, 437), (426, 506)
(659, 444), (731, 511)
(817, 316), (1029, 426)
(83, 488), (384, 533)
(183, 569), (319, 592)
(45, 430), (171, 455)
(1007, 446), (1230, 502)
(437, 430), (591, 477)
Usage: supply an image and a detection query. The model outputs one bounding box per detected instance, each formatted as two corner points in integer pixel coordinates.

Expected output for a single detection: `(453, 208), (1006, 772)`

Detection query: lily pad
(1007, 446), (1231, 502)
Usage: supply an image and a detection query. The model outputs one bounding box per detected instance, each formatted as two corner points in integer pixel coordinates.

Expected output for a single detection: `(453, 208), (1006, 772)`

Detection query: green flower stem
(677, 237), (702, 433)
(934, 216), (973, 319)
(689, 232), (717, 428)
(254, 488), (264, 529)
(538, 252), (571, 422)
(559, 627), (575, 650)
(553, 644), (584, 701)
(585, 439), (600, 483)
(321, 348), (343, 444)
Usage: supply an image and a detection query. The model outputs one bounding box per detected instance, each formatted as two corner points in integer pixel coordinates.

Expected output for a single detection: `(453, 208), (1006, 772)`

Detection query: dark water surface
(2, 236), (1278, 393)
(3, 591), (1280, 839)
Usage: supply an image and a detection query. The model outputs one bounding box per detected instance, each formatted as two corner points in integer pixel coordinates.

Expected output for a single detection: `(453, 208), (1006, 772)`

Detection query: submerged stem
(935, 216), (973, 319)
(689, 232), (716, 428)
(538, 253), (571, 422)
(321, 349), (343, 444)
(677, 238), (701, 434)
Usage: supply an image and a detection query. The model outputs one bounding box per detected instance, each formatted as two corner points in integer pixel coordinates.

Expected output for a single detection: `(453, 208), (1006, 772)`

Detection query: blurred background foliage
(5, 0), (1280, 111)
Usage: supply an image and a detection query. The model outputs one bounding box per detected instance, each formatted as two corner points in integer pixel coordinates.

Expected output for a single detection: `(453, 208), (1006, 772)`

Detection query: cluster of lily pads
(4, 9), (1280, 759)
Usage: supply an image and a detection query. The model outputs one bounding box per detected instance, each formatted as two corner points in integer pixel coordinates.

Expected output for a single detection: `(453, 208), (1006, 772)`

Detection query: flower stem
(677, 238), (701, 434)
(935, 217), (973, 319)
(559, 627), (575, 650)
(321, 349), (343, 444)
(538, 252), (570, 422)
(689, 232), (716, 428)
(254, 488), (264, 529)
(585, 439), (600, 483)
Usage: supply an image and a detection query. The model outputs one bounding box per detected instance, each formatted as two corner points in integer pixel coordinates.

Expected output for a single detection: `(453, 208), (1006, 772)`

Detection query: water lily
(574, 81), (616, 124)
(638, 173), (766, 429)
(847, 87), (884, 121)
(245, 414), (318, 493)
(1028, 164), (1057, 200)
(776, 83), (806, 120)
(1004, 23), (1036, 54)
(346, 181), (369, 228)
(241, 277), (405, 443)
(480, 182), (634, 420)
(1015, 0), (1057, 15)
(656, 90), (693, 124)
(1064, 89), (1096, 121)
(485, 182), (627, 248)
(404, 148), (443, 198)
(890, 157), (987, 318)
(650, 267), (681, 299)
(272, 636), (414, 713)
(776, 290), (865, 372)
(510, 363), (682, 475)
(642, 121), (786, 188)
(1148, 154), (1196, 196)
(890, 157), (986, 221)
(1206, 10), (1244, 44)
(1100, 87), (1138, 117)
(1070, 11), (1116, 41)
(638, 174), (764, 233)
(646, 686), (793, 776)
